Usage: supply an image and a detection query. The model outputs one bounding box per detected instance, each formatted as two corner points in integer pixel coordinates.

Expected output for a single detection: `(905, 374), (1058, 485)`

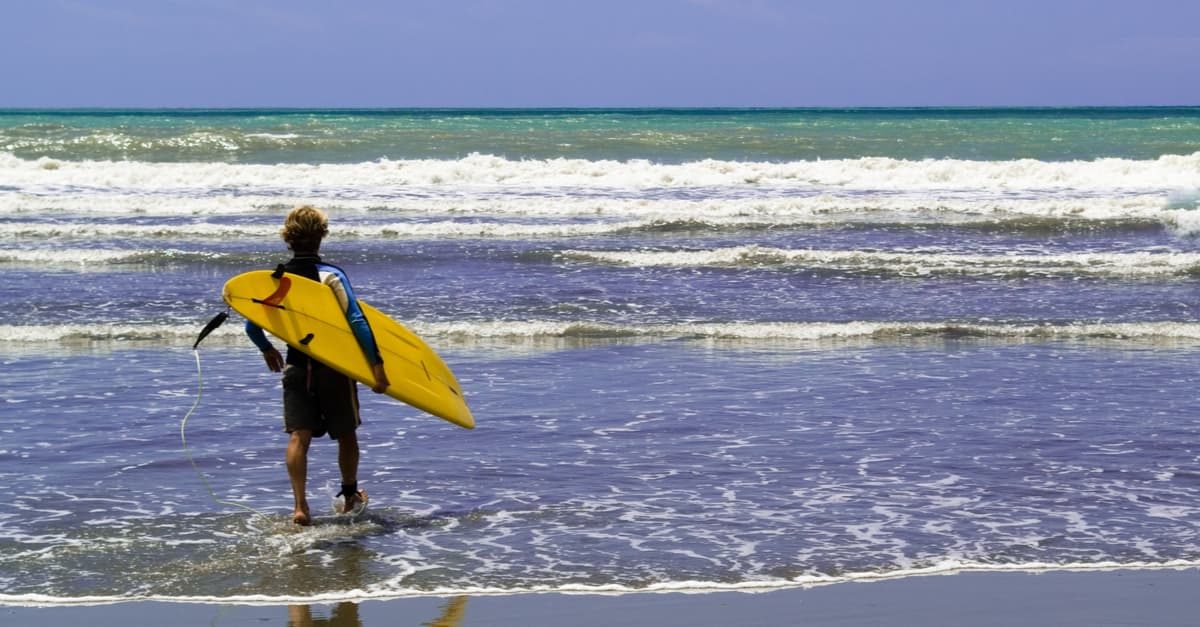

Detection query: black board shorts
(281, 362), (361, 439)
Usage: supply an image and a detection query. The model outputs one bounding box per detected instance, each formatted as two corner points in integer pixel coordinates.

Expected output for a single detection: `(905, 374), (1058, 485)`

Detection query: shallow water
(2, 108), (1200, 602)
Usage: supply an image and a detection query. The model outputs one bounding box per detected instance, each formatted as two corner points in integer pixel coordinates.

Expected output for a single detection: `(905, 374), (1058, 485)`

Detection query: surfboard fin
(253, 276), (292, 309)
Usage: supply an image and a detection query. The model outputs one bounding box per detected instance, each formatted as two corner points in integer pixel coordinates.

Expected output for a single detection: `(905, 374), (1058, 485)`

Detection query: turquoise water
(4, 107), (1200, 163)
(2, 108), (1200, 603)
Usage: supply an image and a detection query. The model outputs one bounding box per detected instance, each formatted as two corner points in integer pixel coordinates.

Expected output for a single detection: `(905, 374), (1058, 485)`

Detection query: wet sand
(4, 568), (1197, 626)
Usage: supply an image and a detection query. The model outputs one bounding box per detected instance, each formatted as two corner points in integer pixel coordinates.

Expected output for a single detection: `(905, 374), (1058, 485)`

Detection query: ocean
(2, 107), (1200, 604)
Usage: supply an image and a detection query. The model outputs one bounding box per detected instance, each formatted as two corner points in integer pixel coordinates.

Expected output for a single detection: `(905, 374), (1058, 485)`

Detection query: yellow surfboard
(222, 270), (474, 429)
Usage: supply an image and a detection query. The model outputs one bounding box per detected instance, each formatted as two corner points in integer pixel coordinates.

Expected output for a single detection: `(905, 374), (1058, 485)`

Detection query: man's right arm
(246, 320), (285, 372)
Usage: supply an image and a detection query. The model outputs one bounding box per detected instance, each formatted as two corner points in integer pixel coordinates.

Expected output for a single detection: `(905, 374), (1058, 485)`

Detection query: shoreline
(4, 568), (1199, 626)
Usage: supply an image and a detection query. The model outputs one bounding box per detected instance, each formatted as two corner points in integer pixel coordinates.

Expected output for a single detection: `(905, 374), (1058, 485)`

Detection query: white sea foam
(0, 222), (278, 239)
(562, 246), (1200, 277)
(6, 237), (1200, 279)
(1, 193), (1192, 240)
(0, 219), (645, 240)
(3, 559), (1198, 605)
(3, 148), (1195, 235)
(4, 151), (1199, 191)
(0, 247), (219, 266)
(5, 320), (1200, 347)
(0, 188), (1176, 220)
(417, 319), (1200, 343)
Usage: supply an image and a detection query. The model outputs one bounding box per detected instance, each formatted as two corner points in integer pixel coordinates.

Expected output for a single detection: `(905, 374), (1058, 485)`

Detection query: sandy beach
(4, 568), (1198, 626)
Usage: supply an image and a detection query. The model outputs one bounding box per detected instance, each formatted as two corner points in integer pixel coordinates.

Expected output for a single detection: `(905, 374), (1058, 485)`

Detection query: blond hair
(280, 205), (328, 253)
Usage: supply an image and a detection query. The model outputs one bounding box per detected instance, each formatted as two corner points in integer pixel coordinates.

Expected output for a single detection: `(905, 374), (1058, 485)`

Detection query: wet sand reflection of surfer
(286, 596), (468, 627)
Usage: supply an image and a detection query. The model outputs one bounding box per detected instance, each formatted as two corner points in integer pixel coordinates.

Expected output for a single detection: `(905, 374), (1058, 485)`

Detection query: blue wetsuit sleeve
(319, 264), (383, 365)
(245, 320), (274, 352)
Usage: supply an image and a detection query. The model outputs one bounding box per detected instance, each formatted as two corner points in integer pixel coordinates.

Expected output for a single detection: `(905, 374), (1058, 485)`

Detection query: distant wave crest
(3, 151), (1199, 191)
(6, 320), (1200, 347)
(562, 246), (1200, 278)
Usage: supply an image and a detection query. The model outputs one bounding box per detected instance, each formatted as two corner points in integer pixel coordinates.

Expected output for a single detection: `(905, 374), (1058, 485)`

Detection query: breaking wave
(562, 246), (1200, 278)
(6, 320), (1200, 348)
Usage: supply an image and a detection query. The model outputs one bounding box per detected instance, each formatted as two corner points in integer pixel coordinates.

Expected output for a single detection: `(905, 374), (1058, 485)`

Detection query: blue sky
(4, 0), (1198, 108)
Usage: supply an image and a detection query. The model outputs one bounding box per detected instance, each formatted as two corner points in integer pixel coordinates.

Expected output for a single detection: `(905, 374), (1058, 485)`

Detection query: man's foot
(293, 506), (312, 526)
(336, 489), (368, 515)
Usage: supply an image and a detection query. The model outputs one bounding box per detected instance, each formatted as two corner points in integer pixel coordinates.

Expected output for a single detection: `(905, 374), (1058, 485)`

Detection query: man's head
(281, 205), (328, 253)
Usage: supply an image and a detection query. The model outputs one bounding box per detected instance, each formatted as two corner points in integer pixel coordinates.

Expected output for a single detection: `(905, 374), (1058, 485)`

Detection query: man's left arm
(321, 266), (389, 393)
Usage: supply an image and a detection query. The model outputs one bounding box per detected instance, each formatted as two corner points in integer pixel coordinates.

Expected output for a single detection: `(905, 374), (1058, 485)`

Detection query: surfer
(245, 205), (389, 525)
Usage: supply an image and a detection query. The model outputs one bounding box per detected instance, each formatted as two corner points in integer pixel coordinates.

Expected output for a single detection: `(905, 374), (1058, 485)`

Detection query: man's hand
(262, 347), (285, 372)
(370, 362), (389, 394)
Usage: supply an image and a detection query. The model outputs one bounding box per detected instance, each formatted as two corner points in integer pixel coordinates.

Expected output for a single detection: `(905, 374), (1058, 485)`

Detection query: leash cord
(182, 349), (270, 520)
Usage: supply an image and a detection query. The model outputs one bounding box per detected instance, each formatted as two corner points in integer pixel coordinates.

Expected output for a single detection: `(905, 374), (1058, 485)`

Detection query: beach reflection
(424, 596), (469, 626)
(288, 602), (360, 626)
(286, 596), (468, 627)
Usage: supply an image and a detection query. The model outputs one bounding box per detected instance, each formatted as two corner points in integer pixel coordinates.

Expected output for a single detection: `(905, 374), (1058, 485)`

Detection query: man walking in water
(245, 205), (389, 525)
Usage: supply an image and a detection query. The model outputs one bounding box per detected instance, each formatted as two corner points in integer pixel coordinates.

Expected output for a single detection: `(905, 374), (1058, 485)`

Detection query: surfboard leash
(185, 311), (271, 520)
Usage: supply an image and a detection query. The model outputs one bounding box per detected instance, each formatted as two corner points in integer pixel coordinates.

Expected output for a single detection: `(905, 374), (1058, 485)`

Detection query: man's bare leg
(336, 430), (367, 513)
(287, 429), (314, 525)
